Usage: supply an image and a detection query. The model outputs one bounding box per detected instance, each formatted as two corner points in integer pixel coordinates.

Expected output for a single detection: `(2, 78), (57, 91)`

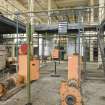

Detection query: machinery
(0, 43), (40, 97)
(0, 76), (16, 97)
(60, 53), (82, 105)
(18, 44), (40, 83)
(52, 48), (60, 60)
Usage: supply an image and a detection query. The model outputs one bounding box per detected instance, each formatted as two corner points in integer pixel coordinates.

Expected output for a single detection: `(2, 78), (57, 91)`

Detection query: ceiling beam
(17, 0), (44, 23)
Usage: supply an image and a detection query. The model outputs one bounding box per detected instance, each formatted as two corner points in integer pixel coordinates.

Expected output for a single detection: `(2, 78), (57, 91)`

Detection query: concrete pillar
(39, 35), (43, 57)
(76, 36), (80, 54)
(98, 47), (102, 65)
(99, 0), (105, 23)
(48, 0), (51, 24)
(42, 38), (45, 60)
(30, 0), (35, 34)
(12, 45), (15, 57)
(87, 8), (90, 23)
(90, 0), (94, 23)
(67, 38), (75, 56)
(29, 0), (35, 55)
(80, 38), (84, 56)
(90, 39), (93, 61)
(44, 40), (50, 57)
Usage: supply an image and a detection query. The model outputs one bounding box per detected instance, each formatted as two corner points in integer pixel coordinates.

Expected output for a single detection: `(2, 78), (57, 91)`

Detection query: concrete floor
(82, 62), (105, 105)
(0, 61), (105, 105)
(82, 80), (105, 105)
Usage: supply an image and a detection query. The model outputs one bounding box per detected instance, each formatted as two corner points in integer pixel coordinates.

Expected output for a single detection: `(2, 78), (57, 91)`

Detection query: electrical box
(52, 49), (59, 59)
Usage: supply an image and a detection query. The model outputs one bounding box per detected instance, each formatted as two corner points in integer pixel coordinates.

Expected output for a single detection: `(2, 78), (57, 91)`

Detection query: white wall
(67, 38), (75, 56)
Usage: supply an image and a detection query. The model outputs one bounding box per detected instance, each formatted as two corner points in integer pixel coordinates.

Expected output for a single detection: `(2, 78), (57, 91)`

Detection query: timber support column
(90, 0), (94, 23)
(48, 0), (51, 24)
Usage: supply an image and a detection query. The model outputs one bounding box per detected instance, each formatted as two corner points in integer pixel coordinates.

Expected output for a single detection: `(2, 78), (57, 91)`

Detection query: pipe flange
(65, 95), (76, 105)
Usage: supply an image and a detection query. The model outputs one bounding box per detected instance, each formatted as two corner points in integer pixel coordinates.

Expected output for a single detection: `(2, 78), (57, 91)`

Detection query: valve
(66, 96), (76, 105)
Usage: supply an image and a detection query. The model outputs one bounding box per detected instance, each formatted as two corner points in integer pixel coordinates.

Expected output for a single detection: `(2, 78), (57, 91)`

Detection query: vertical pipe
(75, 37), (77, 53)
(59, 34), (60, 64)
(83, 32), (86, 72)
(38, 33), (39, 58)
(26, 0), (32, 105)
(43, 37), (45, 61)
(77, 11), (81, 88)
(42, 37), (45, 62)
(16, 13), (19, 73)
(54, 61), (57, 75)
(89, 33), (90, 61)
(78, 11), (81, 55)
(82, 28), (87, 80)
(30, 0), (35, 56)
(45, 32), (47, 62)
(26, 23), (32, 105)
(48, 0), (51, 24)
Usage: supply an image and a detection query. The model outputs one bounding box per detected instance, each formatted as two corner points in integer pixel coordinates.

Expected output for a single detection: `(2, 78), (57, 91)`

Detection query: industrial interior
(0, 0), (105, 105)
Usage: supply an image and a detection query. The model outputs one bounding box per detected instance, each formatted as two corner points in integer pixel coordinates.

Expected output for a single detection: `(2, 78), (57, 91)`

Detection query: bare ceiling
(17, 0), (90, 10)
(16, 0), (99, 23)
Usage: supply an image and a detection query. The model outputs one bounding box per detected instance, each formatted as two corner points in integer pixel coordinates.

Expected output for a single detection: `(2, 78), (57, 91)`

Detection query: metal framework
(0, 4), (105, 104)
